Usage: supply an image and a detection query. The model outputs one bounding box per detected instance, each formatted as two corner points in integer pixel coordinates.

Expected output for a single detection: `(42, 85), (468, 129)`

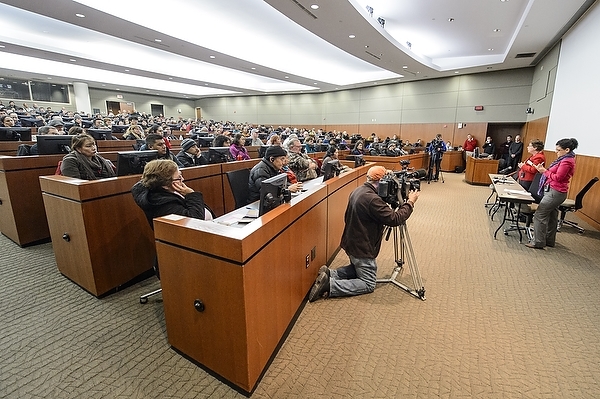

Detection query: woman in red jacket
(517, 139), (546, 190)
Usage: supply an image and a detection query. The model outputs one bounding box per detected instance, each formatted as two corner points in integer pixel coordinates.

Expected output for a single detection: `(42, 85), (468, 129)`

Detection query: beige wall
(88, 88), (196, 119)
(196, 68), (534, 126)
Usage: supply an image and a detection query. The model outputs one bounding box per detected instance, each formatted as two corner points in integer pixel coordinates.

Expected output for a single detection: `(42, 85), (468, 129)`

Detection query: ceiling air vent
(290, 0), (318, 19)
(515, 52), (536, 58)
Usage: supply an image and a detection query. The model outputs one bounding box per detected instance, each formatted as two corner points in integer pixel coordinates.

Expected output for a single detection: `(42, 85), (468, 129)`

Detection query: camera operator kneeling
(309, 166), (420, 302)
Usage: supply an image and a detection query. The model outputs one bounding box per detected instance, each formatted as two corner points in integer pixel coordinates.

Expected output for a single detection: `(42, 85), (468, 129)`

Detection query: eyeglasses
(172, 173), (183, 182)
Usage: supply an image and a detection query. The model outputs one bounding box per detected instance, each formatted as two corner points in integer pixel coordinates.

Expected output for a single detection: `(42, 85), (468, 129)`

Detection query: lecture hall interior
(2, 0), (600, 397)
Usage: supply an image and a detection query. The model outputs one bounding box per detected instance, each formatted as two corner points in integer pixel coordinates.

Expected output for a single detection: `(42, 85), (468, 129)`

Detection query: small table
(489, 174), (535, 242)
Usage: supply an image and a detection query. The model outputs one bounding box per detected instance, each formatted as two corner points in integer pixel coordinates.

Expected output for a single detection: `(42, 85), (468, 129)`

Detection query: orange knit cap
(367, 166), (386, 181)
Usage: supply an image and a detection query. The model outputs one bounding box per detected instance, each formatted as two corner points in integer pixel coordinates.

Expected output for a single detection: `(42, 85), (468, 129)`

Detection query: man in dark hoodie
(131, 159), (213, 227)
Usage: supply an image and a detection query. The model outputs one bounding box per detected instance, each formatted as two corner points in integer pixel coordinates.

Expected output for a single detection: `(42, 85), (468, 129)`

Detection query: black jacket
(248, 158), (280, 203)
(131, 180), (209, 227)
(340, 182), (413, 259)
(176, 150), (208, 168)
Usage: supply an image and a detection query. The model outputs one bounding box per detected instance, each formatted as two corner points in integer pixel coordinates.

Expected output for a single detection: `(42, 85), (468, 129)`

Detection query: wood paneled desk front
(362, 153), (429, 170)
(465, 156), (499, 185)
(440, 150), (463, 172)
(0, 155), (62, 246)
(152, 165), (369, 394)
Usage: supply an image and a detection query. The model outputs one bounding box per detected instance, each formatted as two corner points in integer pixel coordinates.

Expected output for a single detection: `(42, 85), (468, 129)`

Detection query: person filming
(427, 134), (446, 181)
(309, 166), (419, 302)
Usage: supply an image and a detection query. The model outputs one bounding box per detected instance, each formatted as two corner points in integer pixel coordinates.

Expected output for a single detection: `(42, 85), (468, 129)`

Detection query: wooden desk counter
(0, 141), (35, 156)
(39, 175), (155, 297)
(0, 154), (63, 246)
(465, 156), (499, 185)
(440, 150), (463, 172)
(362, 153), (428, 171)
(152, 164), (369, 393)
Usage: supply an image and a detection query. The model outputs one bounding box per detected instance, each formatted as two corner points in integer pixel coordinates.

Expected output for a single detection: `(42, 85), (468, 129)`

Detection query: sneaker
(318, 265), (330, 277)
(309, 271), (330, 302)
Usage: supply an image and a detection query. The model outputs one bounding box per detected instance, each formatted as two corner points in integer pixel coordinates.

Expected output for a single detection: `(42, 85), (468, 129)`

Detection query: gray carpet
(2, 171), (600, 398)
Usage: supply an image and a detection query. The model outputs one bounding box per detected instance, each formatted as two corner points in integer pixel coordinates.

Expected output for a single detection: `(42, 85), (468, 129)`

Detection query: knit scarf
(538, 152), (575, 196)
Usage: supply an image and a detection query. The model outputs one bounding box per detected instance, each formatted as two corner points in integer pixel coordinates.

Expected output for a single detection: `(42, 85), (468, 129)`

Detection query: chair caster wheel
(140, 297), (148, 304)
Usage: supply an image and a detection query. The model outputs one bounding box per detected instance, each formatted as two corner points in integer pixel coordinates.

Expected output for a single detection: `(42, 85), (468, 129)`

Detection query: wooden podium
(465, 156), (499, 185)
(153, 165), (368, 393)
(440, 151), (463, 172)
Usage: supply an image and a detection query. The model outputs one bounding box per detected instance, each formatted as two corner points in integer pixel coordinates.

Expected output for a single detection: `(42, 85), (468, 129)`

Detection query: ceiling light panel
(72, 0), (399, 86)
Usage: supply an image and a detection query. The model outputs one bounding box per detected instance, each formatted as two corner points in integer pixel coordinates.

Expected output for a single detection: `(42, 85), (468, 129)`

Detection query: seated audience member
(148, 124), (170, 149)
(282, 133), (299, 151)
(266, 134), (281, 146)
(287, 138), (318, 182)
(413, 139), (423, 148)
(250, 129), (263, 146)
(304, 136), (317, 153)
(123, 124), (145, 140)
(1, 115), (15, 128)
(321, 145), (350, 175)
(213, 134), (231, 148)
(131, 159), (213, 226)
(48, 119), (65, 134)
(176, 138), (208, 167)
(248, 145), (301, 203)
(60, 133), (116, 180)
(229, 133), (251, 160)
(385, 141), (405, 156)
(17, 125), (60, 155)
(482, 136), (495, 158)
(446, 141), (453, 151)
(68, 126), (84, 136)
(351, 140), (364, 155)
(517, 139), (545, 191)
(145, 133), (184, 167)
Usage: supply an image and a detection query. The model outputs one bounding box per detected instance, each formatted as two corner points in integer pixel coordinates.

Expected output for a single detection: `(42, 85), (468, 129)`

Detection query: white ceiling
(0, 0), (595, 100)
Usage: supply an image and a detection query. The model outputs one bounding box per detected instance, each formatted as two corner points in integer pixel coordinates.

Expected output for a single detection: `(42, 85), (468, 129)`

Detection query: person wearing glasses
(131, 159), (214, 226)
(60, 133), (116, 180)
(287, 138), (318, 182)
(517, 139), (546, 191)
(526, 138), (578, 249)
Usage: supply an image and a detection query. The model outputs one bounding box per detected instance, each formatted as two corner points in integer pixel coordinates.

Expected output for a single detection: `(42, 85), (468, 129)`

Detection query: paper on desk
(504, 189), (530, 196)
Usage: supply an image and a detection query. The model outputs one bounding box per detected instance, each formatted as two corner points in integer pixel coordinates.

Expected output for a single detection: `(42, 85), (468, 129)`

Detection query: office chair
(557, 176), (599, 233)
(226, 168), (250, 208)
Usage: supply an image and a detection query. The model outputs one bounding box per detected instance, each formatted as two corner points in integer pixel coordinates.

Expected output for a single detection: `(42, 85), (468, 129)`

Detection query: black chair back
(574, 177), (599, 209)
(226, 168), (251, 209)
(528, 173), (544, 203)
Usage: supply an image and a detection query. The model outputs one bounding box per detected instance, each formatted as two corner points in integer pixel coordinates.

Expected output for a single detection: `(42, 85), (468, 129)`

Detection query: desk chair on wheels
(226, 168), (250, 209)
(518, 173), (544, 242)
(557, 176), (598, 233)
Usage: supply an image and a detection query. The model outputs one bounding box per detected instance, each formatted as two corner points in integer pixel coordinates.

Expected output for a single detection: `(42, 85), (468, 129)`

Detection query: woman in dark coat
(131, 159), (213, 227)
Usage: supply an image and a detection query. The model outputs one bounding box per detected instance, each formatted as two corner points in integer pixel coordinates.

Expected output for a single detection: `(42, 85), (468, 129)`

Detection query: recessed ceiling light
(314, 82), (318, 85)
(455, 71), (460, 74)
(47, 77), (52, 79)
(349, 34), (356, 39)
(102, 84), (106, 87)
(402, 65), (408, 69)
(69, 59), (76, 62)
(169, 77), (173, 80)
(284, 76), (289, 79)
(116, 88), (120, 90)
(310, 4), (319, 9)
(251, 67), (256, 70)
(488, 48), (494, 51)
(154, 38), (162, 43)
(125, 69), (129, 72)
(448, 18), (454, 22)
(75, 13), (85, 18)
(493, 28), (500, 32)
(0, 45), (5, 48)
(209, 55), (216, 59)
(146, 90), (150, 92)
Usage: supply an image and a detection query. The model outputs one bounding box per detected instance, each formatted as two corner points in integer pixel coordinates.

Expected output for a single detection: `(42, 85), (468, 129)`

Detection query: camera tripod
(427, 153), (444, 184)
(376, 221), (426, 300)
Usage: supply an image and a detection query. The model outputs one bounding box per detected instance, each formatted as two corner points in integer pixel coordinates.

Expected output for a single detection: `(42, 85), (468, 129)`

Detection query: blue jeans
(329, 255), (377, 297)
(533, 188), (567, 247)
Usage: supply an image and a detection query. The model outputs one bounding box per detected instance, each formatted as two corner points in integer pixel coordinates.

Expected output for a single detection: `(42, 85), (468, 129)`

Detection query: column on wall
(73, 82), (92, 115)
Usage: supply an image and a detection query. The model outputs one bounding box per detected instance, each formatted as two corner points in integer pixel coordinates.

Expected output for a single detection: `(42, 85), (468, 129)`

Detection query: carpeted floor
(2, 171), (599, 398)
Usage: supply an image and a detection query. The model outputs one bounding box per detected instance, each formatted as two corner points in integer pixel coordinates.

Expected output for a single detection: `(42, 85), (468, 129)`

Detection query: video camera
(378, 165), (426, 209)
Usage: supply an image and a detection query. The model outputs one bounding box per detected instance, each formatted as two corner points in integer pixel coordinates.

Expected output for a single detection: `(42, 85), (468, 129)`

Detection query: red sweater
(463, 138), (478, 152)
